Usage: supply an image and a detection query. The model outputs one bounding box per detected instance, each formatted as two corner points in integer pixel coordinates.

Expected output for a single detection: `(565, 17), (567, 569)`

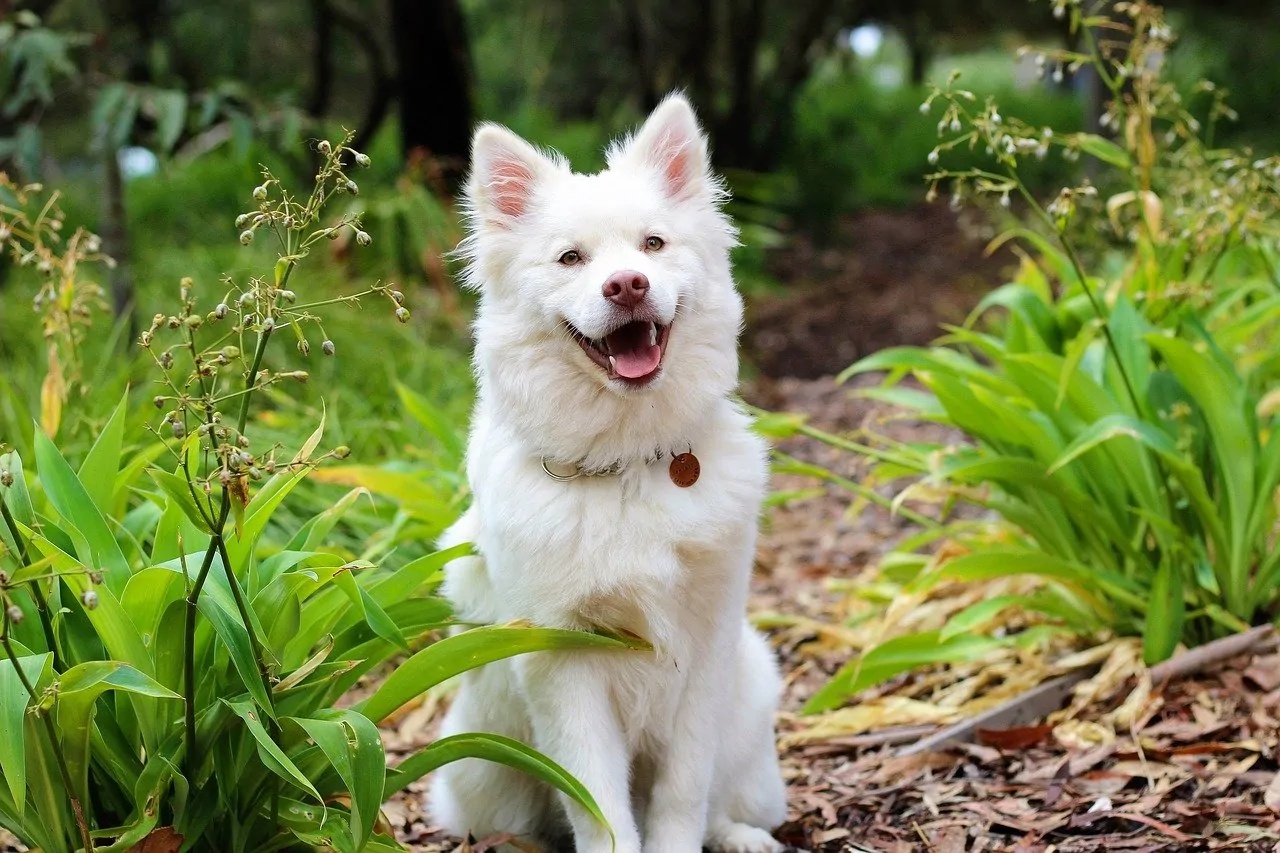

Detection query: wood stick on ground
(1149, 623), (1277, 685)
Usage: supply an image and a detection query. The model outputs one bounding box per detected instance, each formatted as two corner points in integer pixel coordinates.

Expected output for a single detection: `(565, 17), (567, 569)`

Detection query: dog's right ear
(467, 123), (554, 227)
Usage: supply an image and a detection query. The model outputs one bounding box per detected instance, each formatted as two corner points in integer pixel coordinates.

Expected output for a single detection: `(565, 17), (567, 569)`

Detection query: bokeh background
(2, 0), (1276, 400)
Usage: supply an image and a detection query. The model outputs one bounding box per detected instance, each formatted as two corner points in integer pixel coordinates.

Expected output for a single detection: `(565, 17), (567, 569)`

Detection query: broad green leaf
(1073, 132), (1132, 169)
(1143, 561), (1184, 665)
(308, 465), (453, 523)
(803, 631), (1009, 714)
(224, 699), (322, 802)
(33, 429), (130, 592)
(77, 392), (128, 516)
(150, 88), (187, 153)
(0, 450), (35, 528)
(291, 710), (384, 850)
(396, 383), (465, 460)
(147, 467), (214, 531)
(56, 662), (180, 813)
(28, 534), (151, 669)
(198, 572), (276, 717)
(940, 595), (1034, 641)
(368, 542), (470, 609)
(357, 625), (649, 723)
(0, 653), (51, 811)
(385, 732), (611, 835)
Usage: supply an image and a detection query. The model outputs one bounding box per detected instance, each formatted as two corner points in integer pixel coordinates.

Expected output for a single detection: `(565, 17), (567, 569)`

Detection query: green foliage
(784, 71), (1083, 239)
(0, 137), (633, 850)
(790, 0), (1280, 713)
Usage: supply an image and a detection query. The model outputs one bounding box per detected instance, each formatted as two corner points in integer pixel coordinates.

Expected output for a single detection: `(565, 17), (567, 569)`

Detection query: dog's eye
(558, 250), (581, 266)
(644, 236), (665, 252)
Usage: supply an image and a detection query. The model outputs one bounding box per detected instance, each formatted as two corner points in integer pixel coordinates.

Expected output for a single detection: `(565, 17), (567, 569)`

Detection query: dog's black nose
(602, 270), (649, 309)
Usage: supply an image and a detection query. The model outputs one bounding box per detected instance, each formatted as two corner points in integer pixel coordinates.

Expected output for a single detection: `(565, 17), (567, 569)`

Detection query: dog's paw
(705, 823), (783, 853)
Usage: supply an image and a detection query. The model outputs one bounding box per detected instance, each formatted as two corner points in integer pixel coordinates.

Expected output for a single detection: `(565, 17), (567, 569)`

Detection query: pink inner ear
(663, 137), (692, 198)
(488, 155), (535, 218)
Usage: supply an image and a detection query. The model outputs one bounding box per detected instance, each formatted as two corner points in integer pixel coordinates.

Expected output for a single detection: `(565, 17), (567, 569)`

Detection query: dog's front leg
(640, 621), (733, 852)
(518, 652), (641, 853)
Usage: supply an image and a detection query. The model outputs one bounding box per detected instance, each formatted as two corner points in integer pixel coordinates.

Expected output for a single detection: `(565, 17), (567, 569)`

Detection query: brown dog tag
(669, 452), (700, 488)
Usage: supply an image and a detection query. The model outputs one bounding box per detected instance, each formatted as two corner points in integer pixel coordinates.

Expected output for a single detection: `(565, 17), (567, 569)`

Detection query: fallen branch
(1149, 624), (1277, 685)
(897, 670), (1095, 757)
(897, 624), (1278, 757)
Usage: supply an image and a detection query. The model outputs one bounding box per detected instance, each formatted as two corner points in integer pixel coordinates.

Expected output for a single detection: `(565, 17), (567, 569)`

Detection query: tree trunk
(307, 0), (334, 118)
(390, 0), (474, 193)
(101, 148), (136, 333)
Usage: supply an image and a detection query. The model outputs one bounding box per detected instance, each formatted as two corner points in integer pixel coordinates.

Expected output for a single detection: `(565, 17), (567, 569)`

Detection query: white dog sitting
(430, 93), (787, 853)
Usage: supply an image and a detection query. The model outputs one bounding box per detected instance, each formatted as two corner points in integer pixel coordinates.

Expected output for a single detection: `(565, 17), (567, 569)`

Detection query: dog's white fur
(430, 94), (787, 853)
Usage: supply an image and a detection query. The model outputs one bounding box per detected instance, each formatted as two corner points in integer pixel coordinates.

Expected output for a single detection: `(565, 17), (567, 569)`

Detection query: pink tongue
(613, 344), (662, 379)
(606, 322), (662, 379)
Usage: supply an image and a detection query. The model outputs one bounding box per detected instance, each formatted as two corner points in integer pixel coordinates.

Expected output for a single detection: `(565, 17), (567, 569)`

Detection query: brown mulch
(743, 203), (1010, 380)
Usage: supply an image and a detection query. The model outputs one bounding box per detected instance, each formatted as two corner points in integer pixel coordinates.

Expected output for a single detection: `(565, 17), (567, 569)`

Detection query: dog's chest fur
(462, 400), (766, 658)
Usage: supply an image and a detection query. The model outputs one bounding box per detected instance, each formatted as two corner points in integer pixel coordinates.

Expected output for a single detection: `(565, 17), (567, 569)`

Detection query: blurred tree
(390, 0), (474, 192)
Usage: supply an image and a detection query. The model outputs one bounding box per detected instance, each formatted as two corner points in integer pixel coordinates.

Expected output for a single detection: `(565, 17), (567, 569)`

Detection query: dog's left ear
(613, 93), (711, 203)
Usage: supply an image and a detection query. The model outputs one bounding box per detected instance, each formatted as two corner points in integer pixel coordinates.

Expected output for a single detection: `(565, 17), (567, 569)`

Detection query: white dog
(430, 93), (787, 853)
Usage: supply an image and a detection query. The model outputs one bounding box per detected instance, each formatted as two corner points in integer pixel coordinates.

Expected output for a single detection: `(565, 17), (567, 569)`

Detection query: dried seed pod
(395, 307), (410, 323)
(322, 340), (335, 356)
(81, 590), (99, 610)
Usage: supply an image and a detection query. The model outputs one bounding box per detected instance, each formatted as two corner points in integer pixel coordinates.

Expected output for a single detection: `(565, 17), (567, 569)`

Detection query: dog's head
(459, 94), (742, 460)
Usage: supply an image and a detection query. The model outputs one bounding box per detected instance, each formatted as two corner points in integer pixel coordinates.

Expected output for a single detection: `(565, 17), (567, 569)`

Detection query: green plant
(786, 0), (1280, 714)
(0, 135), (639, 851)
(783, 71), (1083, 239)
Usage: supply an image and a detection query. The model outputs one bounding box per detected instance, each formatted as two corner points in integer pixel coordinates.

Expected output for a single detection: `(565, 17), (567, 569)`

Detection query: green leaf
(290, 710), (384, 850)
(803, 631), (1009, 714)
(150, 88), (187, 153)
(56, 662), (180, 812)
(1147, 334), (1255, 611)
(224, 699), (322, 802)
(1143, 561), (1184, 665)
(33, 429), (130, 592)
(222, 465), (312, 571)
(356, 625), (648, 723)
(1072, 132), (1132, 169)
(385, 732), (611, 835)
(0, 450), (35, 529)
(396, 383), (465, 461)
(368, 543), (469, 608)
(939, 595), (1032, 641)
(77, 392), (128, 516)
(147, 467), (214, 531)
(197, 570), (276, 717)
(0, 653), (51, 812)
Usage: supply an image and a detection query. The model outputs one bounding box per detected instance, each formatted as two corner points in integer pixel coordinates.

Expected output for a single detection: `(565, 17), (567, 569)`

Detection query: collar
(539, 445), (693, 482)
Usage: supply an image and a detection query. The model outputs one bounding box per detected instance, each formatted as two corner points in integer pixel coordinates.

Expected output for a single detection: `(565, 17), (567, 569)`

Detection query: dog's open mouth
(569, 319), (672, 385)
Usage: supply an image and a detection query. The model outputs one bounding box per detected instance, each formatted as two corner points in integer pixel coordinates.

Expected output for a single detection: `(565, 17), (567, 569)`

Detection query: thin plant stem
(1, 498), (62, 670)
(214, 536), (275, 709)
(2, 611), (93, 852)
(1010, 178), (1144, 414)
(182, 530), (223, 776)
